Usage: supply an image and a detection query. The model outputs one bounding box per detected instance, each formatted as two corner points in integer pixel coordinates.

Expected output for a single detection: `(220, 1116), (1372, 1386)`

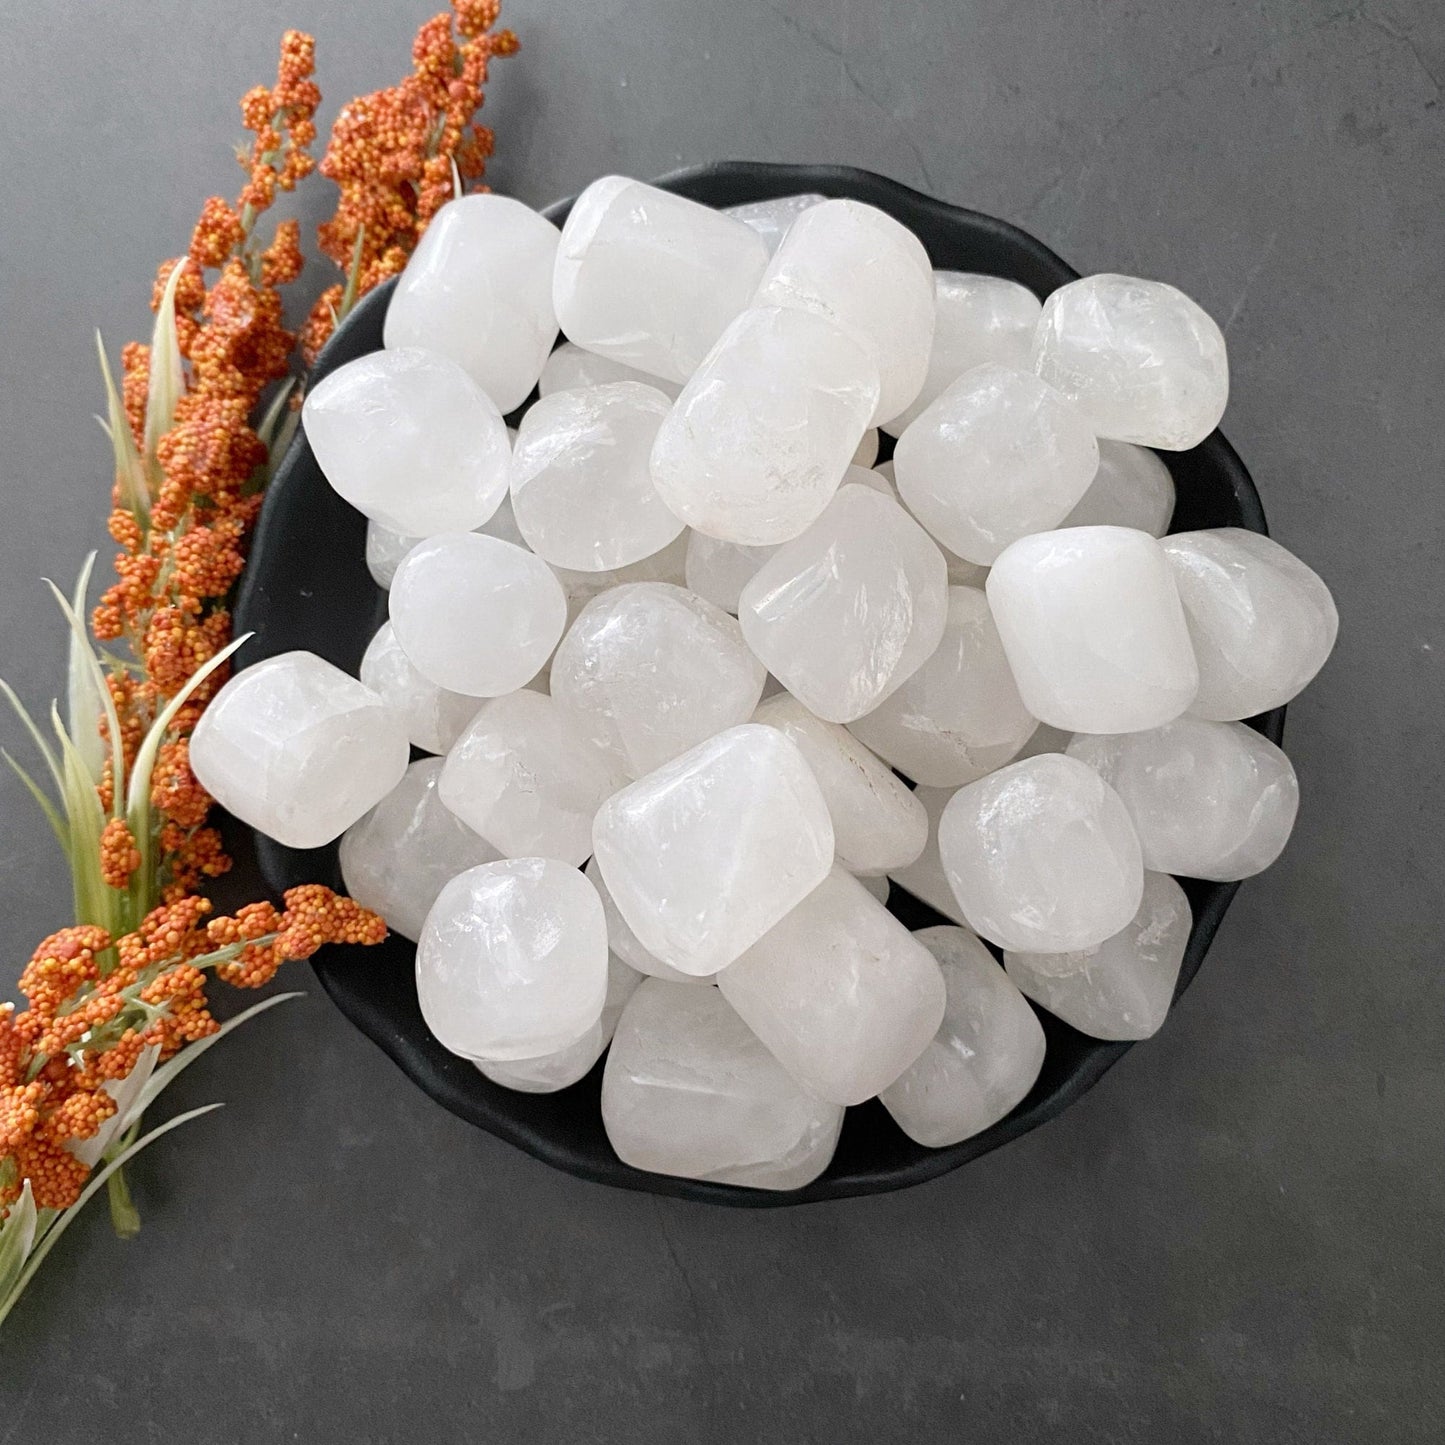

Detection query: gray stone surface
(0, 0), (1440, 1438)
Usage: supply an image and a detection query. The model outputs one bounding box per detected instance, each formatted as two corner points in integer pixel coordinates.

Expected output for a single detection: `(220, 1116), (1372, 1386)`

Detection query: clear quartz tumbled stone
(1161, 528), (1339, 720)
(888, 785), (971, 928)
(302, 347), (511, 535)
(360, 621), (480, 755)
(1030, 273), (1229, 450)
(1005, 871), (1192, 1040)
(602, 979), (844, 1190)
(550, 582), (765, 778)
(1067, 716), (1299, 880)
(591, 724), (834, 977)
(683, 531), (779, 614)
(537, 341), (680, 400)
(1063, 439), (1176, 535)
(390, 533), (566, 697)
(986, 526), (1199, 733)
(339, 758), (499, 941)
(382, 194), (562, 413)
(738, 484), (949, 723)
(938, 753), (1145, 953)
(552, 531), (689, 627)
(870, 461), (990, 587)
(880, 925), (1046, 1148)
(190, 651), (409, 850)
(650, 304), (881, 546)
(553, 176), (769, 383)
(416, 857), (608, 1062)
(724, 192), (826, 253)
(583, 857), (714, 984)
(718, 868), (947, 1106)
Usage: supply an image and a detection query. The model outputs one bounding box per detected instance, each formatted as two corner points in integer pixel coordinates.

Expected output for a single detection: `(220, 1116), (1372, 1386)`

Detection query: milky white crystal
(683, 531), (778, 614)
(880, 926), (1046, 1147)
(383, 194), (561, 412)
(1162, 528), (1338, 720)
(849, 585), (1037, 787)
(870, 461), (989, 586)
(537, 341), (679, 399)
(360, 621), (480, 755)
(724, 192), (825, 253)
(1005, 871), (1191, 1040)
(553, 532), (689, 626)
(756, 198), (934, 425)
(893, 363), (1100, 565)
(591, 724), (834, 976)
(339, 758), (499, 941)
(602, 980), (844, 1189)
(851, 429), (880, 467)
(854, 872), (891, 903)
(416, 858), (608, 1061)
(365, 519), (419, 590)
(1063, 439), (1175, 535)
(1067, 716), (1298, 880)
(553, 176), (769, 383)
(550, 583), (764, 778)
(938, 752), (1144, 952)
(583, 857), (713, 984)
(190, 650), (408, 850)
(888, 786), (971, 928)
(1031, 273), (1229, 449)
(510, 382), (684, 571)
(718, 868), (946, 1105)
(440, 689), (625, 866)
(474, 1022), (605, 1094)
(738, 484), (948, 723)
(987, 526), (1199, 733)
(1010, 720), (1076, 762)
(753, 692), (927, 876)
(649, 304), (880, 545)
(303, 347), (510, 535)
(390, 533), (566, 697)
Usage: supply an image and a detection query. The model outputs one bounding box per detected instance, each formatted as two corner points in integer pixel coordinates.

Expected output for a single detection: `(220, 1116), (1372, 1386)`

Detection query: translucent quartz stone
(1063, 439), (1175, 535)
(684, 531), (778, 614)
(537, 341), (679, 400)
(591, 724), (834, 976)
(738, 485), (948, 723)
(650, 305), (880, 545)
(416, 857), (608, 1062)
(390, 533), (566, 697)
(871, 461), (989, 586)
(339, 758), (499, 941)
(850, 585), (1038, 787)
(851, 429), (880, 468)
(938, 753), (1144, 952)
(854, 872), (891, 903)
(753, 693), (927, 876)
(880, 926), (1046, 1147)
(1031, 273), (1229, 450)
(553, 532), (689, 626)
(550, 583), (765, 778)
(553, 176), (769, 383)
(893, 363), (1100, 565)
(365, 519), (418, 590)
(718, 869), (947, 1105)
(510, 382), (684, 571)
(1067, 716), (1298, 880)
(1005, 871), (1191, 1040)
(724, 192), (825, 253)
(987, 526), (1199, 733)
(190, 651), (408, 850)
(583, 857), (714, 984)
(888, 786), (970, 928)
(440, 690), (626, 866)
(302, 347), (510, 535)
(602, 980), (844, 1190)
(882, 272), (1043, 436)
(360, 621), (479, 755)
(1162, 528), (1339, 720)
(755, 198), (934, 425)
(475, 1022), (604, 1094)
(1011, 720), (1076, 762)
(382, 194), (562, 412)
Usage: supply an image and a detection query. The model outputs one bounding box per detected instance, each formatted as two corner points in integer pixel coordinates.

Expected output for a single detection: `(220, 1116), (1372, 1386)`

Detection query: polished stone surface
(359, 620), (481, 755)
(537, 341), (680, 400)
(1063, 439), (1176, 535)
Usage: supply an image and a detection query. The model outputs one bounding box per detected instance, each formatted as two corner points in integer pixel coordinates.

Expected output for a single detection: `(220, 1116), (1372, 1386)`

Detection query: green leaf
(143, 261), (186, 480)
(254, 378), (296, 454)
(0, 1182), (38, 1303)
(50, 701), (114, 932)
(2, 750), (68, 853)
(0, 676), (64, 798)
(63, 553), (106, 784)
(95, 332), (149, 526)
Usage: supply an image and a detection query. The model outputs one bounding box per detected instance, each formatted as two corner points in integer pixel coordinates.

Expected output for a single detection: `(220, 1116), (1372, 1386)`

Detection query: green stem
(105, 1161), (140, 1239)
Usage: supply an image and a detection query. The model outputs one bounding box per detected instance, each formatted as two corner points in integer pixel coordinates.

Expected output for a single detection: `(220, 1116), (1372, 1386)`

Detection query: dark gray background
(1, 1), (1440, 1438)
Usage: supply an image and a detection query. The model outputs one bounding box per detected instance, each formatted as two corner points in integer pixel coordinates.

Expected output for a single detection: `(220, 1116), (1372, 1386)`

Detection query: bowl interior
(233, 161), (1283, 1206)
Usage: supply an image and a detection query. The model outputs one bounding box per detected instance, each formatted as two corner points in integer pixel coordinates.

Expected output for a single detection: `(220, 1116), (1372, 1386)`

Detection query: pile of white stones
(190, 179), (1339, 1190)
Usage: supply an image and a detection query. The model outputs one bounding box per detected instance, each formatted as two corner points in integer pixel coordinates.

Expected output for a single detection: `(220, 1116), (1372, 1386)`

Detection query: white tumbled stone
(190, 651), (409, 850)
(938, 753), (1144, 952)
(360, 621), (480, 755)
(1067, 716), (1298, 880)
(1011, 720), (1076, 762)
(1063, 439), (1176, 535)
(1162, 528), (1339, 720)
(475, 1022), (605, 1094)
(718, 868), (947, 1105)
(650, 304), (880, 545)
(602, 980), (843, 1190)
(724, 192), (825, 253)
(390, 533), (566, 697)
(383, 194), (561, 413)
(887, 786), (971, 929)
(416, 858), (608, 1061)
(538, 341), (680, 399)
(553, 531), (689, 626)
(683, 531), (778, 614)
(851, 429), (880, 468)
(553, 176), (769, 383)
(870, 461), (989, 587)
(738, 484), (948, 723)
(583, 857), (713, 984)
(591, 724), (834, 976)
(880, 926), (1046, 1147)
(987, 526), (1199, 733)
(1031, 273), (1229, 450)
(550, 583), (765, 778)
(1005, 871), (1191, 1040)
(365, 519), (418, 590)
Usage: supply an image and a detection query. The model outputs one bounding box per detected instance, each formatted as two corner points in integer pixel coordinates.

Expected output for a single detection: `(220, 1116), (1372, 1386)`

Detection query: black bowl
(234, 161), (1284, 1206)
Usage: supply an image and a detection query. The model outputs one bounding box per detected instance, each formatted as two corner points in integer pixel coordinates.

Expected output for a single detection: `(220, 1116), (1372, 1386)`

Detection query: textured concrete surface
(1, 1), (1441, 1438)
